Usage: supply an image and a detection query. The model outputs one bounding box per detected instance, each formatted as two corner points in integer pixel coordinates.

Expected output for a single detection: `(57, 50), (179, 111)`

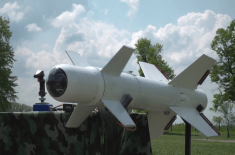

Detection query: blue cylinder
(33, 104), (53, 111)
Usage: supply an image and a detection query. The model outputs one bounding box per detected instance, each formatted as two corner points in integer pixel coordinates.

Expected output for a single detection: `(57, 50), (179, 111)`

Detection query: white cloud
(14, 47), (59, 72)
(14, 46), (74, 79)
(52, 4), (86, 27)
(0, 2), (29, 23)
(130, 10), (232, 72)
(19, 10), (232, 77)
(87, 10), (94, 18)
(15, 8), (133, 80)
(169, 51), (188, 63)
(42, 44), (50, 48)
(26, 23), (42, 32)
(121, 0), (139, 18)
(104, 9), (108, 15)
(53, 19), (131, 63)
(91, 1), (97, 7)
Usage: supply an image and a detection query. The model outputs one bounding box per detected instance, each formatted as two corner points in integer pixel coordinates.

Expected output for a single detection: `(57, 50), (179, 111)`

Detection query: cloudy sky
(1, 0), (234, 123)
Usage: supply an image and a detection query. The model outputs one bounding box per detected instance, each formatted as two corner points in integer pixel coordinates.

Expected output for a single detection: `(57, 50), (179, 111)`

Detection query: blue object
(33, 104), (53, 111)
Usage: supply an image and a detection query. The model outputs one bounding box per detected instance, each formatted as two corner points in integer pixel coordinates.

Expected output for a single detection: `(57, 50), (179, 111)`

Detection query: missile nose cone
(46, 67), (68, 98)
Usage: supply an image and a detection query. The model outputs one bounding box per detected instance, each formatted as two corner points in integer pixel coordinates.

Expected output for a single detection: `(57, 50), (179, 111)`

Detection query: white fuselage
(51, 64), (207, 111)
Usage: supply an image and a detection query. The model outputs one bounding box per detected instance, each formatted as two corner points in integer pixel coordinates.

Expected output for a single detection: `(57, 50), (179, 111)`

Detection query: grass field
(151, 124), (235, 155)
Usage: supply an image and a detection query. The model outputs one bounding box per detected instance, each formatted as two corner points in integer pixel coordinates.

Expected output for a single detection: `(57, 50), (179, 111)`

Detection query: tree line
(7, 102), (33, 112)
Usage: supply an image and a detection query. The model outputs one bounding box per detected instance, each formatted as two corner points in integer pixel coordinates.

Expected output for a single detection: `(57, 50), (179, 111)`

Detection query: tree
(0, 16), (18, 112)
(210, 90), (235, 137)
(209, 19), (235, 137)
(134, 38), (175, 79)
(210, 19), (235, 103)
(8, 102), (33, 112)
(212, 116), (222, 131)
(133, 38), (175, 113)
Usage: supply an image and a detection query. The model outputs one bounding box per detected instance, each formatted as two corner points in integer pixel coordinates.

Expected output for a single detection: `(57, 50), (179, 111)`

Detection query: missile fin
(148, 110), (176, 140)
(168, 54), (216, 90)
(169, 106), (219, 137)
(65, 50), (90, 67)
(101, 45), (135, 76)
(139, 61), (168, 82)
(66, 103), (94, 128)
(102, 99), (136, 127)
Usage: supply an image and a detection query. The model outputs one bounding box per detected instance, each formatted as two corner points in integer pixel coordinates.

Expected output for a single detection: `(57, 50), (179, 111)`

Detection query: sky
(0, 0), (234, 124)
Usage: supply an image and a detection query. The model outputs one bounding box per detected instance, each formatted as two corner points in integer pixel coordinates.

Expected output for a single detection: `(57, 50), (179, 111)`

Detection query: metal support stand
(183, 119), (191, 155)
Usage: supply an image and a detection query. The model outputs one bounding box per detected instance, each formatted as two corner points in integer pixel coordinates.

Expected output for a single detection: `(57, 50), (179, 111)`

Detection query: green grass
(151, 124), (235, 155)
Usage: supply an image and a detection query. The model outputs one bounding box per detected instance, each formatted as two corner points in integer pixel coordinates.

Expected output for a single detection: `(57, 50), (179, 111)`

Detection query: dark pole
(184, 120), (191, 155)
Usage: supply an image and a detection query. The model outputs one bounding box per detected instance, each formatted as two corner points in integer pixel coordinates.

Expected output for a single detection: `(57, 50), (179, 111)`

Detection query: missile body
(48, 64), (207, 112)
(46, 45), (219, 139)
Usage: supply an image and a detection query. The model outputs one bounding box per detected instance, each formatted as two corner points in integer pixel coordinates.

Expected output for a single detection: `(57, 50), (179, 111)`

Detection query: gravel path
(192, 139), (235, 143)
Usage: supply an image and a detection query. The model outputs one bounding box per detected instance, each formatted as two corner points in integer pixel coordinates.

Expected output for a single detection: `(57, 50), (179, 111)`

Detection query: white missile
(46, 45), (220, 140)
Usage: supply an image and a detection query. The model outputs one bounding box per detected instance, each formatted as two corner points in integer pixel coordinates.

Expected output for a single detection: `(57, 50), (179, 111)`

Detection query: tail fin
(169, 106), (220, 137)
(66, 103), (94, 128)
(148, 110), (176, 140)
(65, 50), (90, 67)
(101, 45), (134, 76)
(168, 54), (216, 90)
(139, 61), (169, 82)
(102, 99), (135, 127)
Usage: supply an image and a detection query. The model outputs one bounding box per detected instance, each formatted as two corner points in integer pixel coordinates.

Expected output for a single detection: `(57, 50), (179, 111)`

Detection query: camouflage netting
(0, 111), (152, 155)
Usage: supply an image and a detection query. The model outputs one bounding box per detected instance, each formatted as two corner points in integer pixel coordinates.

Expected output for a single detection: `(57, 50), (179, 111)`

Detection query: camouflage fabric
(0, 111), (152, 155)
(117, 113), (152, 155)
